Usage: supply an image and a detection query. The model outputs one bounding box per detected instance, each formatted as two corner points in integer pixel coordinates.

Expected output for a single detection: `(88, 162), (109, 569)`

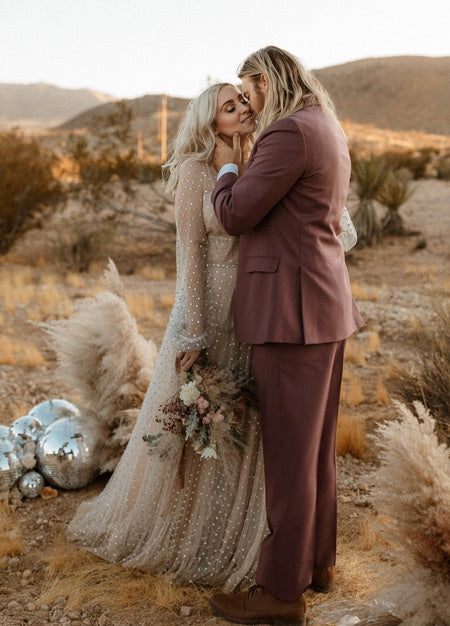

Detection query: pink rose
(202, 415), (211, 424)
(196, 396), (210, 410)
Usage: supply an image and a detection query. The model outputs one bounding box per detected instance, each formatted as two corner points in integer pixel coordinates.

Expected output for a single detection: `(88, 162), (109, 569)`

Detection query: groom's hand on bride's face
(214, 133), (241, 172)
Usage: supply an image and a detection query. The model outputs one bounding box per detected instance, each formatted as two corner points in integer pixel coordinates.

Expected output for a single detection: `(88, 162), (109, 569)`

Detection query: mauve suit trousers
(251, 339), (346, 602)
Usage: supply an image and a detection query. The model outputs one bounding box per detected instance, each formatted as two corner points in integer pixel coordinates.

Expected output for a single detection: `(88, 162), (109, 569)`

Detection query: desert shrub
(383, 147), (437, 179)
(60, 103), (173, 271)
(51, 218), (115, 272)
(67, 101), (139, 209)
(351, 154), (390, 246)
(436, 155), (450, 180)
(0, 129), (64, 253)
(393, 298), (450, 443)
(135, 161), (163, 184)
(378, 168), (415, 236)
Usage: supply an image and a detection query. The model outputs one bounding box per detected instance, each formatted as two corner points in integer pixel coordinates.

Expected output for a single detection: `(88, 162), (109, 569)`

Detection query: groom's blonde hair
(238, 46), (337, 136)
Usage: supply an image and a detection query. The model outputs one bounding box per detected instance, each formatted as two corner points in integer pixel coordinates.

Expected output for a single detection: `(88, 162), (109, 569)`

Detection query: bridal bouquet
(143, 360), (256, 460)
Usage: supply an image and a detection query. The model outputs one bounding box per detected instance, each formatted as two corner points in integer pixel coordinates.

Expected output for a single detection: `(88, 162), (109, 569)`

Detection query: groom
(210, 46), (364, 624)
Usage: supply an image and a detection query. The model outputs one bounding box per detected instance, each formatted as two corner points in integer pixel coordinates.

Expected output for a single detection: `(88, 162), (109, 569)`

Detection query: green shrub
(0, 129), (64, 253)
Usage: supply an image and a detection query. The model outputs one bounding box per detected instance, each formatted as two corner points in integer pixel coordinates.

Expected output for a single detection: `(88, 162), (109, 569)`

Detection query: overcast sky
(1, 0), (448, 99)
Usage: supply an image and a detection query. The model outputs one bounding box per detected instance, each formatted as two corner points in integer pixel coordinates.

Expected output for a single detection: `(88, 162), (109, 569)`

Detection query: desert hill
(57, 56), (449, 143)
(1, 56), (448, 139)
(0, 82), (116, 129)
(314, 56), (450, 135)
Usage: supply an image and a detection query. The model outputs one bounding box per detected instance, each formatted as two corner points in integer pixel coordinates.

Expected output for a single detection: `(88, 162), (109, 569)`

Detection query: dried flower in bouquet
(143, 360), (257, 461)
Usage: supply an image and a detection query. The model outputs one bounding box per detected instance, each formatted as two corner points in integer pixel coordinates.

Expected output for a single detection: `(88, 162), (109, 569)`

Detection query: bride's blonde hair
(238, 46), (337, 136)
(162, 83), (231, 195)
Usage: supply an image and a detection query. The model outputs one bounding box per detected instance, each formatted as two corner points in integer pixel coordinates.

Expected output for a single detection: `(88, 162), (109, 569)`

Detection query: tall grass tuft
(336, 412), (366, 458)
(371, 400), (450, 625)
(0, 334), (46, 367)
(0, 504), (22, 558)
(393, 298), (450, 443)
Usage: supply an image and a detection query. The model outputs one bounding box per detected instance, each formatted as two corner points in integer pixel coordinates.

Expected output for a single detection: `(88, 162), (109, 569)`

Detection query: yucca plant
(351, 154), (390, 246)
(378, 169), (415, 236)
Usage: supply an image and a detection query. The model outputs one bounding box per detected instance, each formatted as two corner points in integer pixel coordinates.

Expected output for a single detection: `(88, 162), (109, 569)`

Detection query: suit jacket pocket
(245, 256), (280, 273)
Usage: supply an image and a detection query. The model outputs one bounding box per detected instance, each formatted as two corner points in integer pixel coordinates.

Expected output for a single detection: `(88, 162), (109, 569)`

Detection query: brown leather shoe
(310, 566), (335, 593)
(209, 585), (306, 625)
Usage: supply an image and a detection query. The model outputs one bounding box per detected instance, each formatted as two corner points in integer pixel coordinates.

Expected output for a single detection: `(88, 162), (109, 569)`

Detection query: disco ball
(0, 439), (22, 491)
(0, 425), (12, 441)
(28, 398), (81, 428)
(10, 415), (44, 443)
(18, 471), (45, 498)
(36, 415), (107, 490)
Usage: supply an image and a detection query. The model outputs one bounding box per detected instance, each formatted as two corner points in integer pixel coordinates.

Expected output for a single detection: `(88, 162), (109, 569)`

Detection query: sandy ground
(0, 179), (448, 625)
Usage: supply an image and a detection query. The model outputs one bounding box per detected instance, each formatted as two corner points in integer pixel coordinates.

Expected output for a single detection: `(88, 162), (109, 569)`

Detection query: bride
(67, 83), (267, 591)
(67, 82), (357, 591)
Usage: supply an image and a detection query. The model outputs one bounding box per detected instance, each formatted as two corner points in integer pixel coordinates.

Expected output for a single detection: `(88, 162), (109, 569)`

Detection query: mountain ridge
(1, 56), (448, 135)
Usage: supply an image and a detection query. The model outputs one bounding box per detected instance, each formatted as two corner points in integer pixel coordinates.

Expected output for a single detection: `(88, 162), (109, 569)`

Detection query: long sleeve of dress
(172, 159), (210, 351)
(340, 206), (357, 252)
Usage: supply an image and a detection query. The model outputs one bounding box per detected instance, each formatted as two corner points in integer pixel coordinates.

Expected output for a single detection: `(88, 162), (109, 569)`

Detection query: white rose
(179, 381), (200, 406)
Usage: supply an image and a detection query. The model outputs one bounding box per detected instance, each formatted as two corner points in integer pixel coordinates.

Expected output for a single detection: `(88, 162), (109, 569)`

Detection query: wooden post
(136, 131), (143, 161)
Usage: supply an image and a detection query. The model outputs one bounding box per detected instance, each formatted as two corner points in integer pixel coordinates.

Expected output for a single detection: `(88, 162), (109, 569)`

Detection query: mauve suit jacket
(212, 104), (364, 345)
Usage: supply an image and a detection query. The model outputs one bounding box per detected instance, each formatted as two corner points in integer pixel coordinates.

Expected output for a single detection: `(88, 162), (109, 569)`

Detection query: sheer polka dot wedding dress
(67, 159), (267, 591)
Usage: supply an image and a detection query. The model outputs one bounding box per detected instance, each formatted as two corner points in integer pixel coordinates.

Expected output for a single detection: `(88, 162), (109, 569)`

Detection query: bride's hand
(175, 350), (201, 373)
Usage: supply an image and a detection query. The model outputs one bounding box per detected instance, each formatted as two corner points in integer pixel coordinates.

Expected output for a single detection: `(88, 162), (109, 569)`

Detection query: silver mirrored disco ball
(36, 416), (107, 490)
(18, 470), (45, 498)
(0, 425), (12, 441)
(28, 398), (81, 428)
(10, 415), (44, 443)
(0, 439), (22, 490)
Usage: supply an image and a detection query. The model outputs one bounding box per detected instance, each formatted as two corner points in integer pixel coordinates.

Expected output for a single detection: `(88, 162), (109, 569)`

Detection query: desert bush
(50, 217), (115, 272)
(0, 129), (64, 253)
(60, 103), (173, 270)
(351, 154), (390, 246)
(393, 298), (450, 443)
(383, 147), (437, 179)
(436, 155), (450, 180)
(378, 168), (415, 236)
(67, 101), (140, 208)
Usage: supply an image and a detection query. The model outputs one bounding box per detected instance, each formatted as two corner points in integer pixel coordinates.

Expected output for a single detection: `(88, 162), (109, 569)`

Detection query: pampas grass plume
(371, 400), (450, 625)
(42, 259), (158, 470)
